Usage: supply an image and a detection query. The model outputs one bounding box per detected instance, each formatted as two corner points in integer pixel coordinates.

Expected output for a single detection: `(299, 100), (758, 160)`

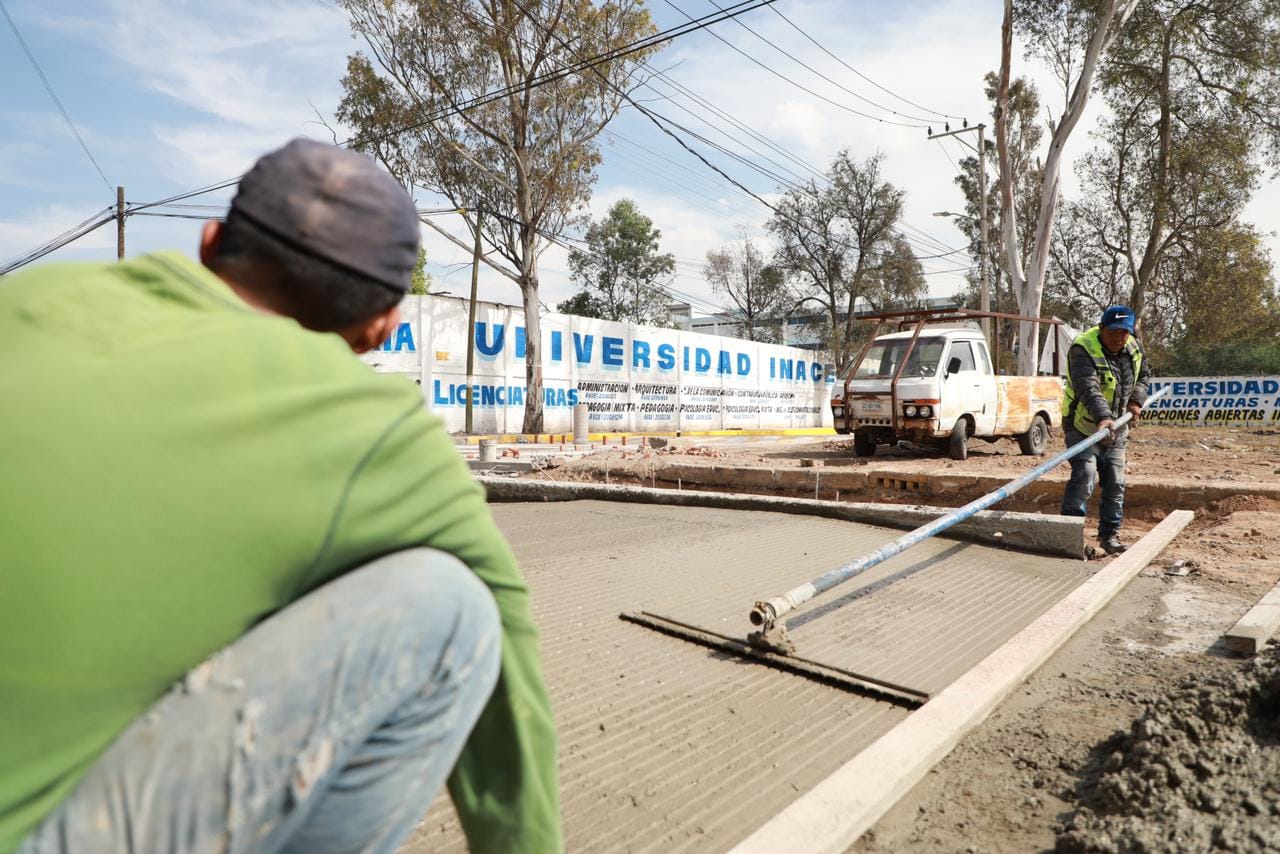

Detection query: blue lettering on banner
(452, 323), (835, 385)
(633, 340), (651, 369)
(602, 336), (624, 367)
(475, 322), (504, 358)
(378, 322), (416, 352)
(433, 380), (546, 408)
(658, 343), (676, 371)
(573, 332), (594, 364)
(542, 388), (581, 408)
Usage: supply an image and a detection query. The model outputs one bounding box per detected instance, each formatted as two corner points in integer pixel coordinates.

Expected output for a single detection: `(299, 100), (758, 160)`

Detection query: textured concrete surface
(480, 476), (1086, 558)
(401, 501), (1090, 853)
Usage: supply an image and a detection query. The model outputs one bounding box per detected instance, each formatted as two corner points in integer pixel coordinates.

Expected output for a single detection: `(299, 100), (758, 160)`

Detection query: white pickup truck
(830, 324), (1064, 460)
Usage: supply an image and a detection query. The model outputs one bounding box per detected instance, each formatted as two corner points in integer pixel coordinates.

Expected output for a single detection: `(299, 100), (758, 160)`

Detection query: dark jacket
(1066, 337), (1151, 441)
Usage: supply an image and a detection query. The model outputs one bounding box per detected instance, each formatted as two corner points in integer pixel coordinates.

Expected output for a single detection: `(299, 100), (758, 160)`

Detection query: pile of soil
(1056, 645), (1280, 853)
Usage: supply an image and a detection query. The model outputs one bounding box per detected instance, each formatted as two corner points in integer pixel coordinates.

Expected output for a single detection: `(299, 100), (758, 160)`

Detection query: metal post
(116, 186), (125, 261)
(977, 123), (990, 342)
(464, 209), (483, 435)
(747, 386), (1172, 653)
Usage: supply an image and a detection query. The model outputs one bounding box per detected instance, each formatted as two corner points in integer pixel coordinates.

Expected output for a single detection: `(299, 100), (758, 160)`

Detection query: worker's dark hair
(208, 209), (402, 331)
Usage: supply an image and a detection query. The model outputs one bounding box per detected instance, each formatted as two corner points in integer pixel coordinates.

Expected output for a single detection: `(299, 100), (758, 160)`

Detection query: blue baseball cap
(1100, 305), (1136, 333)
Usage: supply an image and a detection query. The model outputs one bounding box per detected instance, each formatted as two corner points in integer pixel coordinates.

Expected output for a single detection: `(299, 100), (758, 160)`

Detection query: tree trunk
(1131, 23), (1175, 326)
(1005, 0), (1134, 374)
(996, 0), (1028, 350)
(520, 277), (544, 434)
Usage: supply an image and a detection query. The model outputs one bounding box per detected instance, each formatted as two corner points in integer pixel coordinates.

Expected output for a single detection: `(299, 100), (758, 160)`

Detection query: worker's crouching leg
(19, 550), (501, 854)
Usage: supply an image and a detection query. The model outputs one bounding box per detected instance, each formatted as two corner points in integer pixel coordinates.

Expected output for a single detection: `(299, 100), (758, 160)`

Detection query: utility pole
(927, 123), (990, 340)
(116, 186), (125, 261)
(464, 208), (484, 435)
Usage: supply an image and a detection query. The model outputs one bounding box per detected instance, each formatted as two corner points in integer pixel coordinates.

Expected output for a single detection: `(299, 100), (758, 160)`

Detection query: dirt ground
(523, 425), (1280, 852)
(545, 424), (1280, 487)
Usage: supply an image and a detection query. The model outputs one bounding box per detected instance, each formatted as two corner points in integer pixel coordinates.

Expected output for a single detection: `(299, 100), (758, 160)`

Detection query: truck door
(970, 340), (998, 434)
(941, 340), (997, 436)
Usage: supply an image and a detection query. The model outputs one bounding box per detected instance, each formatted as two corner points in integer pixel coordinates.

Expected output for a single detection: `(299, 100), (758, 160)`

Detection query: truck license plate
(858, 400), (883, 414)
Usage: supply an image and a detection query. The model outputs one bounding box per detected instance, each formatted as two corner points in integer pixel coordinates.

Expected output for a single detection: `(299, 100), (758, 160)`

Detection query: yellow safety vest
(1062, 326), (1144, 434)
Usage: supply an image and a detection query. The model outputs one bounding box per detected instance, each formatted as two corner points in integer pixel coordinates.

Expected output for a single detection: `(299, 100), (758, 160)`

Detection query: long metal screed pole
(748, 386), (1171, 654)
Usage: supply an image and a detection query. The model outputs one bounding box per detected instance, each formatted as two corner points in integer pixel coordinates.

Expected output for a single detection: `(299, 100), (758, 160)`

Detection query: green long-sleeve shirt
(0, 252), (561, 853)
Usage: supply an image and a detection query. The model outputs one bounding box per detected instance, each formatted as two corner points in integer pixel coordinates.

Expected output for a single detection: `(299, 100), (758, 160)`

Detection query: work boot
(1099, 535), (1127, 555)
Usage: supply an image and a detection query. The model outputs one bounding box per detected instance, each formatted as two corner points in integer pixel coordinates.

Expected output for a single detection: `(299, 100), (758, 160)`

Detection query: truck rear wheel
(853, 430), (876, 457)
(948, 419), (969, 461)
(1018, 414), (1049, 456)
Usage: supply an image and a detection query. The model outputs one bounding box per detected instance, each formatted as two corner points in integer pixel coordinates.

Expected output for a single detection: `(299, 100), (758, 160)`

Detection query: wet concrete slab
(401, 501), (1089, 854)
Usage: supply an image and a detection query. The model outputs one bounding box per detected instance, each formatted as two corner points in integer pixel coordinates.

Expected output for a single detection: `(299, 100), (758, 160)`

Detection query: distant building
(667, 295), (961, 349)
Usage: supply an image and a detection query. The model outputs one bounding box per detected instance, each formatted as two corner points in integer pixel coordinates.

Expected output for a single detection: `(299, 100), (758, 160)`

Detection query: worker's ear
(342, 305), (401, 354)
(198, 220), (225, 266)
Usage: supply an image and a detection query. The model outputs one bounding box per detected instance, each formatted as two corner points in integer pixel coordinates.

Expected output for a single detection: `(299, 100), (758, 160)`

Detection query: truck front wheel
(948, 419), (969, 461)
(854, 430), (877, 457)
(1018, 414), (1049, 456)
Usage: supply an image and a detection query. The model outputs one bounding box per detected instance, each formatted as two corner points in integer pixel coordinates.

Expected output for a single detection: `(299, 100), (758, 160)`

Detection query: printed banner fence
(1145, 376), (1280, 427)
(362, 295), (837, 433)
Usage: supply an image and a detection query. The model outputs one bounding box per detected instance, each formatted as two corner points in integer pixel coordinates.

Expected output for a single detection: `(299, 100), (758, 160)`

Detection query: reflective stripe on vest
(1061, 326), (1144, 434)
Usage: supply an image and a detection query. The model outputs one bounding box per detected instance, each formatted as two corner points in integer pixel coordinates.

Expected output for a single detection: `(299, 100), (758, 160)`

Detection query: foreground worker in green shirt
(0, 139), (562, 853)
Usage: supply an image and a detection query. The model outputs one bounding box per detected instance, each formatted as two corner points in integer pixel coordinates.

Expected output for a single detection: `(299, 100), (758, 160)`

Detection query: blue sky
(6, 0), (1272, 313)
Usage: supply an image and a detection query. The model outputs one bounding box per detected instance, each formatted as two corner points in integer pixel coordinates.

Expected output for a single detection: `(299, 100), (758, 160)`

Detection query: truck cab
(830, 318), (1063, 460)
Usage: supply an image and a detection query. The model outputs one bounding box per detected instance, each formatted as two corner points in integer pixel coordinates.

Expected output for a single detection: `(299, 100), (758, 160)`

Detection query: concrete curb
(568, 460), (1280, 514)
(476, 477), (1086, 559)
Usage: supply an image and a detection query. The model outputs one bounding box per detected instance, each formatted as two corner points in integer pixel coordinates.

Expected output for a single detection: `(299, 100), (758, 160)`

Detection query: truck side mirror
(947, 356), (962, 376)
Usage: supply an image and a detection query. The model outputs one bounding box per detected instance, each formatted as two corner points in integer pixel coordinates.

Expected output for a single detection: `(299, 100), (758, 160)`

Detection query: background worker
(0, 139), (561, 854)
(1060, 304), (1152, 555)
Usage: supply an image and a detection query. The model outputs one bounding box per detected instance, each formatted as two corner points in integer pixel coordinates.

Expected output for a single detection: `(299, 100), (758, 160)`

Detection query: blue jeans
(19, 549), (501, 854)
(1060, 427), (1128, 539)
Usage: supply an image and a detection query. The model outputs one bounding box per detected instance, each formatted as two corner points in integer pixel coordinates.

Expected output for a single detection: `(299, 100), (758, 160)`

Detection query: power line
(0, 208), (116, 276)
(935, 138), (961, 174)
(0, 0), (114, 195)
(704, 0), (939, 124)
(660, 0), (926, 129)
(126, 0), (781, 216)
(765, 5), (964, 121)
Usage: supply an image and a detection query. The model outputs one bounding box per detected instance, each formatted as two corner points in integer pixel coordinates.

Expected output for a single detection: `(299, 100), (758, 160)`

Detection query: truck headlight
(905, 405), (918, 417)
(919, 405), (932, 417)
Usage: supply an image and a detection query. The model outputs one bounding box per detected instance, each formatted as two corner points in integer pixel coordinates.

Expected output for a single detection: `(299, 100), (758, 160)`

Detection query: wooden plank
(1223, 580), (1280, 655)
(731, 510), (1194, 854)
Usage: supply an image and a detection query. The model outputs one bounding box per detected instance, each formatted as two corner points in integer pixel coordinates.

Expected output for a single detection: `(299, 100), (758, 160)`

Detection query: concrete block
(774, 469), (816, 490)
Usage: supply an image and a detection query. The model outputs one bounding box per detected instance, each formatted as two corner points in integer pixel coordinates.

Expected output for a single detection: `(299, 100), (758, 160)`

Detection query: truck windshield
(851, 338), (945, 379)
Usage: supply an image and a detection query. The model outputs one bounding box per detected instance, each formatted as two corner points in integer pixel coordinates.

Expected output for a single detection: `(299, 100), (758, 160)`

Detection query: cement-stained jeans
(19, 550), (501, 854)
(1060, 427), (1128, 538)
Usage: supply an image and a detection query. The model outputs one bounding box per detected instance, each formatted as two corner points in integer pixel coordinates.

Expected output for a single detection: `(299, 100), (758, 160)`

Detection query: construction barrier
(362, 295), (837, 434)
(1145, 376), (1280, 427)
